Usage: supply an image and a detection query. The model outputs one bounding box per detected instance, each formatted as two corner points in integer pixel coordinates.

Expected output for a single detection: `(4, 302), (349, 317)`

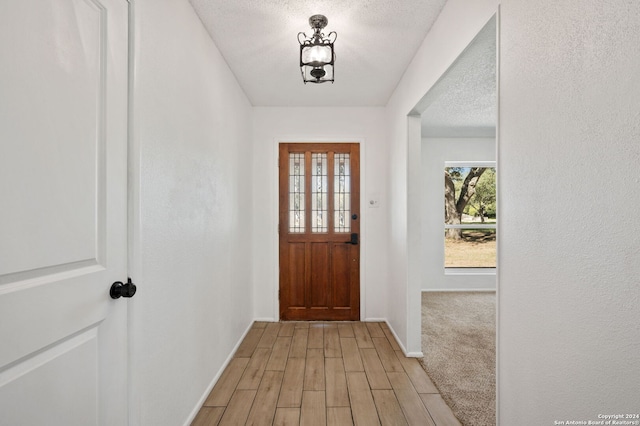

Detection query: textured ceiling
(420, 16), (496, 137)
(188, 0), (447, 106)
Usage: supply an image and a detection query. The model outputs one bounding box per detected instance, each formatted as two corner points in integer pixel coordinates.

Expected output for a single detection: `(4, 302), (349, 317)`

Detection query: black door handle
(110, 277), (137, 299)
(345, 233), (358, 245)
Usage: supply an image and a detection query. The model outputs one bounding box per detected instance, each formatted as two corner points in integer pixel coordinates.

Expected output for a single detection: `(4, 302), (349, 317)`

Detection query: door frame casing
(272, 138), (367, 321)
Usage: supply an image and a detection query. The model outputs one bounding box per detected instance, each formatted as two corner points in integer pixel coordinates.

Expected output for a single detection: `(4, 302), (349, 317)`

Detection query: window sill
(445, 268), (496, 276)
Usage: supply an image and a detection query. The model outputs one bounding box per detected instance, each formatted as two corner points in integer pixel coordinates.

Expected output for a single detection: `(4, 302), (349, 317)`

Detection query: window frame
(444, 161), (497, 272)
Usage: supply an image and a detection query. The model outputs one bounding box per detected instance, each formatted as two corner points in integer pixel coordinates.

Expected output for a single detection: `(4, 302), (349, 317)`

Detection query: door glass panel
(311, 153), (328, 233)
(334, 153), (351, 233)
(289, 153), (305, 233)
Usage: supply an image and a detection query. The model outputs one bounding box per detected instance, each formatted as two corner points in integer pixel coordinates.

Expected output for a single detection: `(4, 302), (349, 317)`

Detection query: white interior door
(0, 0), (129, 425)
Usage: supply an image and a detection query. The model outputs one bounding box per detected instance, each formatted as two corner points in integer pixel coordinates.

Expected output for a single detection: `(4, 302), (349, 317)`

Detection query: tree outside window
(444, 164), (496, 268)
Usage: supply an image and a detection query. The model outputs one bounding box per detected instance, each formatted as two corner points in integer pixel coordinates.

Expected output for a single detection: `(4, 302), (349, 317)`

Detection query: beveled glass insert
(311, 153), (328, 233)
(289, 153), (305, 233)
(334, 153), (351, 232)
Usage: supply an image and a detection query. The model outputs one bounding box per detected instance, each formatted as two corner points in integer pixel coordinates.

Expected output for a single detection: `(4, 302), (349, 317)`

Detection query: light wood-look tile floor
(192, 321), (461, 426)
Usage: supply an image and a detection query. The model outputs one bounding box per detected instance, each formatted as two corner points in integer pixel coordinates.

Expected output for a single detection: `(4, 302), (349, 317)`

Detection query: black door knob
(110, 278), (137, 299)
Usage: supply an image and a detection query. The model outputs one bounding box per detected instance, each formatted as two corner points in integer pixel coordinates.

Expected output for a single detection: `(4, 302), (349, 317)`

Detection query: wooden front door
(279, 143), (360, 321)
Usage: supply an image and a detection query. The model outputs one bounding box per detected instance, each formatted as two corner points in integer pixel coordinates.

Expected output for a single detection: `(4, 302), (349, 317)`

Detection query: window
(311, 153), (328, 232)
(287, 150), (353, 234)
(289, 153), (305, 233)
(444, 162), (496, 268)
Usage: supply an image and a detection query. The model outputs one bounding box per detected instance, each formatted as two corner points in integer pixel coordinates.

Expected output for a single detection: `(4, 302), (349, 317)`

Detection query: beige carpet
(421, 291), (496, 426)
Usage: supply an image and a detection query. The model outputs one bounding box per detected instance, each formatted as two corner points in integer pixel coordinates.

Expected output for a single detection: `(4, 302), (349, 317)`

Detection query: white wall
(385, 0), (497, 354)
(251, 107), (389, 323)
(422, 138), (496, 291)
(123, 0), (640, 423)
(129, 1), (254, 425)
(499, 0), (640, 423)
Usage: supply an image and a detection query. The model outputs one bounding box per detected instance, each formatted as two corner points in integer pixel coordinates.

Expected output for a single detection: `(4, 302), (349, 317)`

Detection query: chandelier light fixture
(298, 14), (336, 84)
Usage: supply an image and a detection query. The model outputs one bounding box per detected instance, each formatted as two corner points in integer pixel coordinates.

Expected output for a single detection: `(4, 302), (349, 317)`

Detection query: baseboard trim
(182, 320), (255, 426)
(382, 320), (423, 358)
(253, 317), (278, 322)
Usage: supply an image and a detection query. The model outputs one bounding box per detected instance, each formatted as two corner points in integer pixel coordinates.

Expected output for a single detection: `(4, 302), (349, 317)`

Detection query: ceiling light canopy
(298, 15), (336, 84)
